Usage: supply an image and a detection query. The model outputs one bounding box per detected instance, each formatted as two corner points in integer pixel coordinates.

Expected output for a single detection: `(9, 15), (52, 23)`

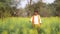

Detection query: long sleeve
(39, 15), (42, 23)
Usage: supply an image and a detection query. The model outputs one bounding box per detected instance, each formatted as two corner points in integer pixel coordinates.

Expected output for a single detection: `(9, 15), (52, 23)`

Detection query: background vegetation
(0, 0), (60, 17)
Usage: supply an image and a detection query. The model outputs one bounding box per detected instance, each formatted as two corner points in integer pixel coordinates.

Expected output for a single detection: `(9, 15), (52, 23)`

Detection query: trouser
(33, 24), (40, 34)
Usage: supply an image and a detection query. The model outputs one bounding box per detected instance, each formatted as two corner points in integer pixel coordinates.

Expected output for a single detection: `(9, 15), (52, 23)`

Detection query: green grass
(0, 17), (60, 34)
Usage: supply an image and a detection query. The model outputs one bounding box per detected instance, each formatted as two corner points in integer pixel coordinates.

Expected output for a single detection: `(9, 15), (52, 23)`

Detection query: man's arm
(39, 15), (42, 24)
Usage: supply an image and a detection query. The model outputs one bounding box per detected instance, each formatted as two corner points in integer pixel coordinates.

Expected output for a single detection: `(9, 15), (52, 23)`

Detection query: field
(0, 17), (60, 34)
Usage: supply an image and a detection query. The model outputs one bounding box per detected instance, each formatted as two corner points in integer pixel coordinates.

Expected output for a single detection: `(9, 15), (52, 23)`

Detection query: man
(30, 10), (42, 34)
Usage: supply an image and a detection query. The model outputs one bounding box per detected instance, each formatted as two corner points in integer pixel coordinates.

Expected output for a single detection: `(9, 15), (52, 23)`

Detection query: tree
(25, 0), (59, 17)
(53, 0), (60, 16)
(0, 0), (17, 18)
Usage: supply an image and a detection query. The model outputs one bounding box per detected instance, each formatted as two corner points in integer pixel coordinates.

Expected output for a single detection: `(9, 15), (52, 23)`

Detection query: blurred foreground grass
(0, 17), (60, 34)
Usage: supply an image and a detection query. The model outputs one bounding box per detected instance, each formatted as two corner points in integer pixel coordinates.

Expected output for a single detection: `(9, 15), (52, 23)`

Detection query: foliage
(0, 17), (60, 34)
(54, 0), (60, 16)
(25, 0), (60, 17)
(0, 0), (17, 18)
(0, 0), (60, 17)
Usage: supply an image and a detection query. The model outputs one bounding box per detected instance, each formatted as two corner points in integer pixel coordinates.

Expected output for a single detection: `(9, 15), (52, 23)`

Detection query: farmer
(30, 10), (42, 34)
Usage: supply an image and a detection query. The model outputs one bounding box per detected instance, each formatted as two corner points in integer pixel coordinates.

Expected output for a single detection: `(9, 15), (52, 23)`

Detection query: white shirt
(30, 15), (42, 24)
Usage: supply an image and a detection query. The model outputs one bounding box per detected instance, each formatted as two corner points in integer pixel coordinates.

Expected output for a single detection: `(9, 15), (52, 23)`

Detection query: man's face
(34, 12), (38, 15)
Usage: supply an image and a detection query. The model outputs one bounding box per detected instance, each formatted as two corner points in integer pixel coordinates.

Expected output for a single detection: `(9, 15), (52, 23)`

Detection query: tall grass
(0, 17), (60, 34)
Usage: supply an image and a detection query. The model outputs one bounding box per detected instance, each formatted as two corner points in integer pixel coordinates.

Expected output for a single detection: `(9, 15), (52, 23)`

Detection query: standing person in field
(30, 10), (42, 34)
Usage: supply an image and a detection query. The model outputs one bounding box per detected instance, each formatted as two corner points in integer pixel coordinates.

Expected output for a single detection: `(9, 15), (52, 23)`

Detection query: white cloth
(30, 15), (42, 24)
